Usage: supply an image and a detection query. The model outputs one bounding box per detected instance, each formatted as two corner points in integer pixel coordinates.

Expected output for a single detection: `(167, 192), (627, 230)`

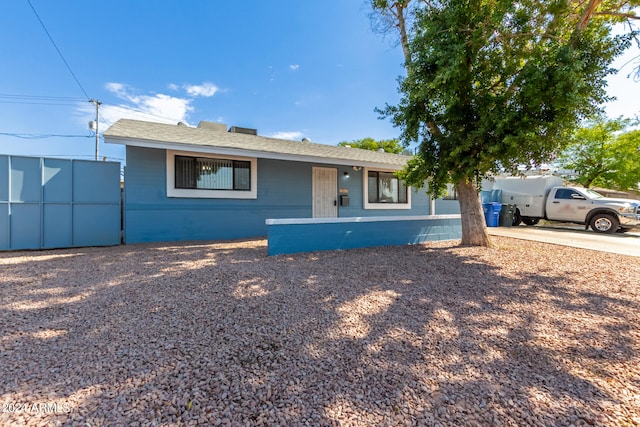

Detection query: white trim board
(266, 215), (461, 225)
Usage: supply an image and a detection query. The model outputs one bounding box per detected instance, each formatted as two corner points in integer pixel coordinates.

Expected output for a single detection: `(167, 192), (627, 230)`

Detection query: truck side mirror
(571, 193), (586, 200)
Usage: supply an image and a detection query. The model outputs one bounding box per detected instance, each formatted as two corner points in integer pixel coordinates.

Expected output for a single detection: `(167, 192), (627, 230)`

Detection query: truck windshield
(584, 189), (604, 198)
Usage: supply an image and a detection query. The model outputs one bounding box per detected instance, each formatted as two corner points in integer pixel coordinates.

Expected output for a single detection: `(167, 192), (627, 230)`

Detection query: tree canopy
(337, 137), (406, 154)
(377, 0), (636, 245)
(559, 117), (640, 190)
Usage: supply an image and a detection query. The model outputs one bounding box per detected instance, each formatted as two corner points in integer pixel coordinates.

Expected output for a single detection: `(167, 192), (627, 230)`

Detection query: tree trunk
(394, 1), (411, 63)
(456, 180), (493, 247)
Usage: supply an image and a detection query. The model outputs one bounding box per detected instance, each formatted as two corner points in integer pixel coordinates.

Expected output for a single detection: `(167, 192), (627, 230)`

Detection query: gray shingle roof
(104, 119), (410, 168)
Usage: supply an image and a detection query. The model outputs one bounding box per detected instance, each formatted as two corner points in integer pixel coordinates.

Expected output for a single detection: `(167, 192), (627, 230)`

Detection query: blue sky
(1, 1), (639, 165)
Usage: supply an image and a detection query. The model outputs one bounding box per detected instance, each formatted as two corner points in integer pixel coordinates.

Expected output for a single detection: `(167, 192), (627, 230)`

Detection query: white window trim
(166, 149), (257, 199)
(363, 167), (411, 210)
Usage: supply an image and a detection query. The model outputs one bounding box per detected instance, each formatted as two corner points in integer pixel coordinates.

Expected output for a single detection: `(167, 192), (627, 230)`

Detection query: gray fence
(0, 155), (121, 250)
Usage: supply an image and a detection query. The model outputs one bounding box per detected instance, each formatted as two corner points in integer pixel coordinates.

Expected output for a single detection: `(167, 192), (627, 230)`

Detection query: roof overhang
(105, 135), (407, 171)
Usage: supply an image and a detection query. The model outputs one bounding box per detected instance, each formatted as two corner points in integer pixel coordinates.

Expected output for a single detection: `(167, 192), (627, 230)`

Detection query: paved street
(488, 224), (640, 257)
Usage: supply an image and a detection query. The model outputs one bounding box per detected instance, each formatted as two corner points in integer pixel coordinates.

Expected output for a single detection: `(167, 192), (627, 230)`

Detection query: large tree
(338, 137), (405, 154)
(377, 0), (636, 246)
(559, 117), (640, 190)
(369, 0), (417, 62)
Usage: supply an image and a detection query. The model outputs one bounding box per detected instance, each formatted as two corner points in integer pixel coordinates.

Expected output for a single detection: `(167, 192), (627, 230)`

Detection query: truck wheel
(522, 217), (540, 226)
(512, 209), (522, 226)
(590, 213), (619, 234)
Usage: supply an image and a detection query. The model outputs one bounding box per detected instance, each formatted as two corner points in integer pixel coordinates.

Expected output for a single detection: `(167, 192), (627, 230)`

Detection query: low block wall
(266, 215), (462, 256)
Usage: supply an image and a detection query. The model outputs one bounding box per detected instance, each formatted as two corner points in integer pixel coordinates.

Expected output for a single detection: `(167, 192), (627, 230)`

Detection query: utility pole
(89, 99), (101, 160)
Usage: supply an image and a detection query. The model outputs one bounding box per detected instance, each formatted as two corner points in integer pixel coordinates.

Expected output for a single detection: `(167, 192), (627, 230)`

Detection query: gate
(0, 155), (121, 250)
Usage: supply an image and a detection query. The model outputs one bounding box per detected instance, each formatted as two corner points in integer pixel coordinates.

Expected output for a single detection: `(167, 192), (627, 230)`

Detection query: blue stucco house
(104, 119), (460, 249)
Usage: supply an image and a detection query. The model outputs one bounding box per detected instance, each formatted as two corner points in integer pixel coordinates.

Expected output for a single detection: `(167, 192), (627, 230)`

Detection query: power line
(25, 0), (90, 100)
(0, 94), (182, 125)
(0, 93), (86, 102)
(0, 132), (92, 139)
(0, 100), (85, 106)
(0, 93), (87, 106)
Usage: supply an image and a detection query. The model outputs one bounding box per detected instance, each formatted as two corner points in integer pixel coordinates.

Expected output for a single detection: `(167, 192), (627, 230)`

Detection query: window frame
(166, 150), (257, 199)
(363, 167), (411, 210)
(442, 183), (458, 200)
(554, 188), (580, 200)
(174, 155), (251, 191)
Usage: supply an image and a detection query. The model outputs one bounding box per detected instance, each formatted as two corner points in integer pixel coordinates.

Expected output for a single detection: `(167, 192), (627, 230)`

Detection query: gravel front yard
(1, 237), (639, 426)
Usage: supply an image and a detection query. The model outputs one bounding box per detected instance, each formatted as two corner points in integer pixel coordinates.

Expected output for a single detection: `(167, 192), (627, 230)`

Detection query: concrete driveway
(488, 224), (640, 257)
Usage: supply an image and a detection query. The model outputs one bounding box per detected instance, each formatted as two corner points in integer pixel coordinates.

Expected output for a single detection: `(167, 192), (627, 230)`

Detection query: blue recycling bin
(482, 202), (502, 227)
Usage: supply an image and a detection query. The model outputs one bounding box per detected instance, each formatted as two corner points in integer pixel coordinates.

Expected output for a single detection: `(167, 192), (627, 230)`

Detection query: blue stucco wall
(125, 147), (310, 243)
(435, 199), (461, 215)
(124, 147), (435, 243)
(266, 215), (462, 255)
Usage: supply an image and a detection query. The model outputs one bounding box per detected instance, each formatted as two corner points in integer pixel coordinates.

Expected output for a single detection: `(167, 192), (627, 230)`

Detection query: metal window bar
(175, 156), (195, 189)
(175, 156), (251, 191)
(233, 161), (251, 190)
(197, 158), (233, 190)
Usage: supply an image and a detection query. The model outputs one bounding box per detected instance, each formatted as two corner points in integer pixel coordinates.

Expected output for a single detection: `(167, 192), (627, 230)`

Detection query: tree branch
(594, 11), (640, 20)
(492, 32), (564, 42)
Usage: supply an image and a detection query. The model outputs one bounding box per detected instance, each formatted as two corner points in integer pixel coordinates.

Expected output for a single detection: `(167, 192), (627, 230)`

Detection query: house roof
(103, 119), (410, 169)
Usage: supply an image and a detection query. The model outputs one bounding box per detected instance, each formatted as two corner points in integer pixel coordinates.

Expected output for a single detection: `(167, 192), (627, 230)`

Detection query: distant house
(104, 119), (458, 244)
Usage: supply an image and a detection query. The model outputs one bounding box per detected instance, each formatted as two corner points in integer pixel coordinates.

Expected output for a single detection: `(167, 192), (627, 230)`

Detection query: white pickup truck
(485, 175), (640, 233)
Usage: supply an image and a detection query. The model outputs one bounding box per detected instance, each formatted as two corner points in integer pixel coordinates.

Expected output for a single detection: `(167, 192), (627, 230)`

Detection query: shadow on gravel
(1, 238), (639, 425)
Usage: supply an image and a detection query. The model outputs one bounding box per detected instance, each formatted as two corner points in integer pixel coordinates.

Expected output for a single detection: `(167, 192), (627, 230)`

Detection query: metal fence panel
(0, 204), (8, 249)
(0, 155), (121, 250)
(43, 204), (72, 248)
(73, 204), (120, 247)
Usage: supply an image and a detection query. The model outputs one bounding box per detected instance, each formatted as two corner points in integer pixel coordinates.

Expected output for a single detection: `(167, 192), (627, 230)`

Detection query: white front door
(312, 167), (338, 218)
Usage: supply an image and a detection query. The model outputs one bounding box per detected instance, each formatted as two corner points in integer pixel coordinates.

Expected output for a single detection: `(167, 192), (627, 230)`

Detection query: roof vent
(197, 121), (227, 132)
(228, 126), (257, 135)
(301, 137), (311, 142)
(177, 121), (188, 127)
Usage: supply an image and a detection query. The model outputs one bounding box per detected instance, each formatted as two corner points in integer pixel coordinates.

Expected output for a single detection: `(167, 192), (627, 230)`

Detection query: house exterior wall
(124, 146), (433, 243)
(434, 199), (461, 214)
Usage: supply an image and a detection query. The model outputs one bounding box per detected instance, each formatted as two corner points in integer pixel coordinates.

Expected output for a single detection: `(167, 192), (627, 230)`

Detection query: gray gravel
(1, 237), (639, 426)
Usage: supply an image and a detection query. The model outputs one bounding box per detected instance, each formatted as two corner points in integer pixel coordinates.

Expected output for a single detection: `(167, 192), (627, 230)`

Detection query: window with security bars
(443, 183), (458, 200)
(175, 156), (251, 191)
(367, 171), (408, 203)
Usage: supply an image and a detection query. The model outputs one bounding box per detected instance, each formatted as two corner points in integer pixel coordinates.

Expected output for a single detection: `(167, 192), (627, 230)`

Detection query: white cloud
(76, 81), (222, 132)
(269, 131), (304, 140)
(184, 82), (219, 97)
(289, 64), (300, 71)
(76, 82), (194, 130)
(104, 82), (128, 98)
